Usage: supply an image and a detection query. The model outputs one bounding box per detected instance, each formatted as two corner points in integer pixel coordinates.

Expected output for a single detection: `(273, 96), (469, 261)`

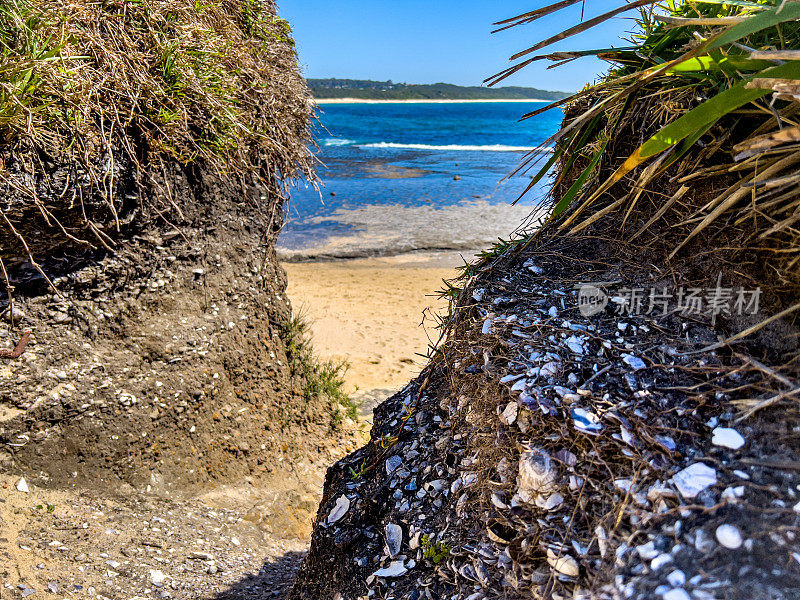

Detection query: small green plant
(282, 312), (359, 427)
(348, 461), (368, 480)
(421, 533), (451, 564)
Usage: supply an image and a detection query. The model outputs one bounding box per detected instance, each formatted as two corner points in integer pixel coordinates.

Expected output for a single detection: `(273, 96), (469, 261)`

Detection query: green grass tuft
(282, 312), (358, 428)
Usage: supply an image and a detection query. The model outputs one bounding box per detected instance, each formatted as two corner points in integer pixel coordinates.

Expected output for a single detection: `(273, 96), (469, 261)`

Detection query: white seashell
(539, 361), (559, 378)
(711, 427), (745, 450)
(500, 402), (518, 425)
(516, 449), (558, 504)
(482, 318), (493, 335)
(510, 379), (527, 392)
(327, 495), (350, 525)
(372, 560), (408, 578)
(546, 549), (579, 577)
(595, 526), (608, 558)
(535, 492), (564, 511)
(490, 493), (508, 509)
(16, 477), (29, 493)
(384, 523), (402, 557)
(672, 463), (717, 499)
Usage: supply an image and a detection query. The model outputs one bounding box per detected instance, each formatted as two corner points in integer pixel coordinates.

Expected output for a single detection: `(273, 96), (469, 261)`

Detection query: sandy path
(283, 251), (471, 401)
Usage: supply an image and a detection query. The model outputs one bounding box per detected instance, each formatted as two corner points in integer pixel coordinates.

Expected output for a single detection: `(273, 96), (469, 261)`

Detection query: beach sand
(283, 251), (473, 412)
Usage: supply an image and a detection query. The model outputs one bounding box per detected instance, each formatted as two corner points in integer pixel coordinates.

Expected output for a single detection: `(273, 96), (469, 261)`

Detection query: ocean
(278, 101), (562, 259)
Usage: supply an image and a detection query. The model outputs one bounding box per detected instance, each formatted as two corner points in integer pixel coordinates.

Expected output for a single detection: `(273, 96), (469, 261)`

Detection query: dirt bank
(290, 235), (800, 600)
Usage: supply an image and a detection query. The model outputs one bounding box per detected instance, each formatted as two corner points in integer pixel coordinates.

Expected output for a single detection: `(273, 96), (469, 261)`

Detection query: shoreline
(314, 98), (551, 104)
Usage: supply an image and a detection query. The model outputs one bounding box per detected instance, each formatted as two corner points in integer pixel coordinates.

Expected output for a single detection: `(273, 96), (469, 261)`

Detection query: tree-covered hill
(308, 78), (570, 100)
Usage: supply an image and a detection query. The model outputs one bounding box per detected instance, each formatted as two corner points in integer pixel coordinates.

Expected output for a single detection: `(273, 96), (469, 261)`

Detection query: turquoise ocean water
(278, 102), (562, 259)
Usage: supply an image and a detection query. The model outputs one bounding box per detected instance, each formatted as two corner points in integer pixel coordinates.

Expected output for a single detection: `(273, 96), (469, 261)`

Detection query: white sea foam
(360, 142), (553, 153)
(321, 138), (356, 146)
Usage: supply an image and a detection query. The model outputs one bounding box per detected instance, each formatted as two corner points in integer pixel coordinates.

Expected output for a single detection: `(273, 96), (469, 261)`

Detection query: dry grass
(0, 0), (314, 280)
(490, 1), (800, 309)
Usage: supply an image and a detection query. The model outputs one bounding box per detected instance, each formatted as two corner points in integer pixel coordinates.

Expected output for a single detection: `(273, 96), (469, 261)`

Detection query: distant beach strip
(315, 98), (551, 104)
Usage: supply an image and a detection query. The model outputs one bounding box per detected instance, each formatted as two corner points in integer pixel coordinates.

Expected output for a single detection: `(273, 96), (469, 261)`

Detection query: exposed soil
(0, 469), (323, 600)
(0, 163), (363, 597)
(290, 235), (800, 600)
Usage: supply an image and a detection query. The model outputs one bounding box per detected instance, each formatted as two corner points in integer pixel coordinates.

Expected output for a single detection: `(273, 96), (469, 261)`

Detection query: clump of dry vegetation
(0, 0), (314, 281)
(490, 0), (800, 313)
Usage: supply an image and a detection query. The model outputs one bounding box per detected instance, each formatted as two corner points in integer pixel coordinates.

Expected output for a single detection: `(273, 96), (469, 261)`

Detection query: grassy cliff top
(0, 0), (314, 183)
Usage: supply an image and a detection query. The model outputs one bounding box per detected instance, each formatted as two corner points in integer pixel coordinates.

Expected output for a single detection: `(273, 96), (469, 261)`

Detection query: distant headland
(308, 78), (570, 101)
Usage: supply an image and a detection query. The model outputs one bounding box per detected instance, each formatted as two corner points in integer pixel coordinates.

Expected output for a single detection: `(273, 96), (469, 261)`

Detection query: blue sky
(277, 1), (637, 93)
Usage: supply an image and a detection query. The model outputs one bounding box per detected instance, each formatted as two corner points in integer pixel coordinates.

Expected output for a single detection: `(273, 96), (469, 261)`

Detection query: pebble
(16, 477), (29, 493)
(694, 529), (715, 553)
(622, 353), (646, 371)
(3, 306), (25, 322)
(149, 569), (166, 587)
(650, 553), (673, 570)
(672, 463), (717, 499)
(715, 524), (743, 549)
(711, 427), (745, 450)
(667, 569), (686, 587)
(386, 455), (403, 475)
(565, 336), (584, 355)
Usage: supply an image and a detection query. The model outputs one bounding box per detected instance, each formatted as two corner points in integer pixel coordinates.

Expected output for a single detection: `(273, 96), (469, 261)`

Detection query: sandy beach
(284, 251), (473, 409)
(314, 98), (550, 104)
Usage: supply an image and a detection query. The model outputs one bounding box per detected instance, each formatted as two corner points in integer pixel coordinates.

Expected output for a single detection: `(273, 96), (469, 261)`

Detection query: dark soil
(290, 234), (800, 600)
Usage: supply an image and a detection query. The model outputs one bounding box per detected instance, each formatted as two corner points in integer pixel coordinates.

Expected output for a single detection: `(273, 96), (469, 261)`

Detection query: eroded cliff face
(0, 0), (358, 492)
(0, 163), (358, 491)
(290, 235), (800, 600)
